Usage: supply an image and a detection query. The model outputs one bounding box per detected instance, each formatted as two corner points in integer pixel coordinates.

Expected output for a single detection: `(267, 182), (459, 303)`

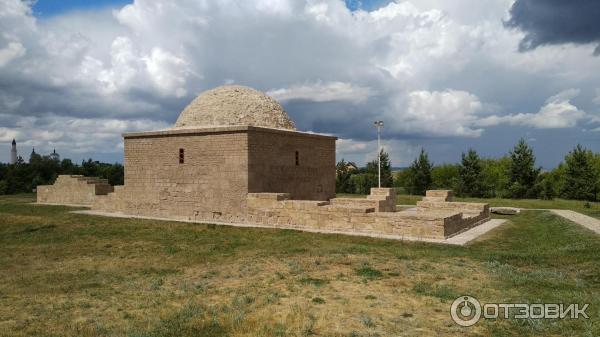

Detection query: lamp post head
(374, 120), (384, 127)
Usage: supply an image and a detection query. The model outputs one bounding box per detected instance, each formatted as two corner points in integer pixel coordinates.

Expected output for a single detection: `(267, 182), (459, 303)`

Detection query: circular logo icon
(451, 295), (482, 326)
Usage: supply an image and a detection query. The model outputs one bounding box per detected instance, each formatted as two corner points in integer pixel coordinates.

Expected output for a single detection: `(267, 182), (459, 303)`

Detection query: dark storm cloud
(505, 0), (600, 55)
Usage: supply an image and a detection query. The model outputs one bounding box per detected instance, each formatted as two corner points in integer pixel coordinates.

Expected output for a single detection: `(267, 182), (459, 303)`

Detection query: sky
(1, 0), (600, 168)
(32, 0), (132, 17)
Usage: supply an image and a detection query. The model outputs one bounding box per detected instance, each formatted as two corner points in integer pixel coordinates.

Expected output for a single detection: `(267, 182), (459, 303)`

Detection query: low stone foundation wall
(245, 189), (489, 239)
(42, 179), (489, 240)
(246, 196), (460, 238)
(415, 190), (490, 236)
(37, 175), (114, 206)
(329, 188), (396, 212)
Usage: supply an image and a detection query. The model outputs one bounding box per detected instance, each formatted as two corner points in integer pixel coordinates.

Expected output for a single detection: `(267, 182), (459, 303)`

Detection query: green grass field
(0, 194), (598, 337)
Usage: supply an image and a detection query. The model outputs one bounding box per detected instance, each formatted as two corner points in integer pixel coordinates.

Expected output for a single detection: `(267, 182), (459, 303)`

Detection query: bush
(348, 173), (378, 195)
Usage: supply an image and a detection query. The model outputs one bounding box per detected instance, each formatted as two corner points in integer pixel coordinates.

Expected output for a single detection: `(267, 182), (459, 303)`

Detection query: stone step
(370, 188), (396, 196)
(325, 205), (375, 213)
(421, 197), (447, 202)
(330, 198), (377, 207)
(367, 195), (392, 200)
(425, 190), (453, 201)
(247, 193), (290, 201)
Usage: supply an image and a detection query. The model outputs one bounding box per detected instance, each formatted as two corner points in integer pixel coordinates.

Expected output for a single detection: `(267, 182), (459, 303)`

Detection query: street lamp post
(373, 121), (384, 188)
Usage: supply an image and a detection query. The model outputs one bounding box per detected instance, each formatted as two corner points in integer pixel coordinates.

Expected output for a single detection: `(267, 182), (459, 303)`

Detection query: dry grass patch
(1, 195), (599, 336)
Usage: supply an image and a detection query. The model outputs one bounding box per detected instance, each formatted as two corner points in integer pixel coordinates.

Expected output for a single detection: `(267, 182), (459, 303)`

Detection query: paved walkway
(550, 209), (600, 234)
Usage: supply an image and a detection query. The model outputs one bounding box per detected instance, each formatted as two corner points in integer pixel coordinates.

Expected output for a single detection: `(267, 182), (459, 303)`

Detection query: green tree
(393, 169), (410, 193)
(431, 164), (459, 191)
(29, 151), (42, 165)
(366, 150), (394, 187)
(561, 144), (597, 201)
(60, 159), (77, 174)
(97, 162), (124, 186)
(458, 149), (484, 197)
(480, 157), (511, 198)
(0, 154), (124, 195)
(335, 159), (355, 193)
(348, 173), (378, 195)
(405, 148), (433, 195)
(536, 172), (557, 200)
(591, 153), (600, 197)
(508, 138), (540, 198)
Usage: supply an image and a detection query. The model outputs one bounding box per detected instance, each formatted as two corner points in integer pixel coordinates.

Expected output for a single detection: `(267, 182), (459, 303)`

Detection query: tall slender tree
(366, 150), (394, 187)
(458, 148), (484, 197)
(508, 138), (540, 198)
(335, 159), (355, 193)
(562, 144), (597, 201)
(406, 148), (432, 195)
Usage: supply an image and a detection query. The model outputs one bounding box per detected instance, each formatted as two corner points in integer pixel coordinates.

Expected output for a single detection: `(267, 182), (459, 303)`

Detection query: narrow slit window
(295, 151), (299, 166)
(179, 148), (185, 164)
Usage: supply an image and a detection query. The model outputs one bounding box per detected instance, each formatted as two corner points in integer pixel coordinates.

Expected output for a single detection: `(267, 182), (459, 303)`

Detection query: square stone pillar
(368, 188), (397, 212)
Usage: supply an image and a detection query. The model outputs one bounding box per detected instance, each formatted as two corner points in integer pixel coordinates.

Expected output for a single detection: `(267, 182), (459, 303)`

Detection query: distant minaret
(29, 147), (37, 163)
(50, 148), (60, 161)
(10, 139), (17, 164)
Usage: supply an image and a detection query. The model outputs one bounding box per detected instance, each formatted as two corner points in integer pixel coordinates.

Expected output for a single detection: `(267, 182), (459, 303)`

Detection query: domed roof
(174, 85), (296, 130)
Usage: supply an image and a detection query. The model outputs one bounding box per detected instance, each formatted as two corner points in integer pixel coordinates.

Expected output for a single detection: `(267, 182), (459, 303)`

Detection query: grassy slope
(0, 194), (598, 337)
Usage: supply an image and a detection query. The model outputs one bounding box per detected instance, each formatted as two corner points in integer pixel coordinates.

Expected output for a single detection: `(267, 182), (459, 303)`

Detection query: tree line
(337, 139), (600, 201)
(3, 138), (597, 201)
(0, 152), (124, 195)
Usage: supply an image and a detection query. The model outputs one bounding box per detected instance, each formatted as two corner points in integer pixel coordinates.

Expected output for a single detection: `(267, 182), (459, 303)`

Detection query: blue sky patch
(345, 0), (393, 11)
(33, 0), (391, 17)
(33, 0), (132, 17)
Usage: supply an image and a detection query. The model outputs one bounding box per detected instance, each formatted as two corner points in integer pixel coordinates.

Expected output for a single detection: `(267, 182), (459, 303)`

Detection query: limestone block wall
(422, 190), (454, 202)
(368, 188), (397, 212)
(37, 175), (113, 206)
(416, 199), (490, 235)
(329, 188), (396, 212)
(92, 126), (336, 220)
(247, 128), (336, 201)
(245, 191), (477, 239)
(93, 129), (250, 219)
(416, 200), (489, 217)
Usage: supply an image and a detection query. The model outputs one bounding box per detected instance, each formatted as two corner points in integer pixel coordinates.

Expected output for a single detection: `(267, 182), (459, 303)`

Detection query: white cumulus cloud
(267, 81), (372, 103)
(384, 89), (485, 137)
(0, 41), (25, 67)
(1, 113), (170, 158)
(144, 47), (192, 98)
(477, 89), (586, 129)
(336, 137), (419, 166)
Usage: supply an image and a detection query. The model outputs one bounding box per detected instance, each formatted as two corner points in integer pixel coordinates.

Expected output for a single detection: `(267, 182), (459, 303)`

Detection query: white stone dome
(174, 85), (296, 130)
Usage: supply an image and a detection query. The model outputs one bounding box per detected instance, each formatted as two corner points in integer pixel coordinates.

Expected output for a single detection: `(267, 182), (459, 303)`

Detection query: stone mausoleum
(38, 85), (490, 240)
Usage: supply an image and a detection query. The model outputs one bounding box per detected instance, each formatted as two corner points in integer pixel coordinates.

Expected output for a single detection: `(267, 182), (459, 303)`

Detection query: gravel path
(550, 209), (600, 234)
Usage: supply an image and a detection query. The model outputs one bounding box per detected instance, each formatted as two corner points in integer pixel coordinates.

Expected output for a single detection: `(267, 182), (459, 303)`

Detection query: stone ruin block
(422, 190), (454, 202)
(329, 188), (396, 212)
(37, 175), (114, 206)
(367, 188), (397, 212)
